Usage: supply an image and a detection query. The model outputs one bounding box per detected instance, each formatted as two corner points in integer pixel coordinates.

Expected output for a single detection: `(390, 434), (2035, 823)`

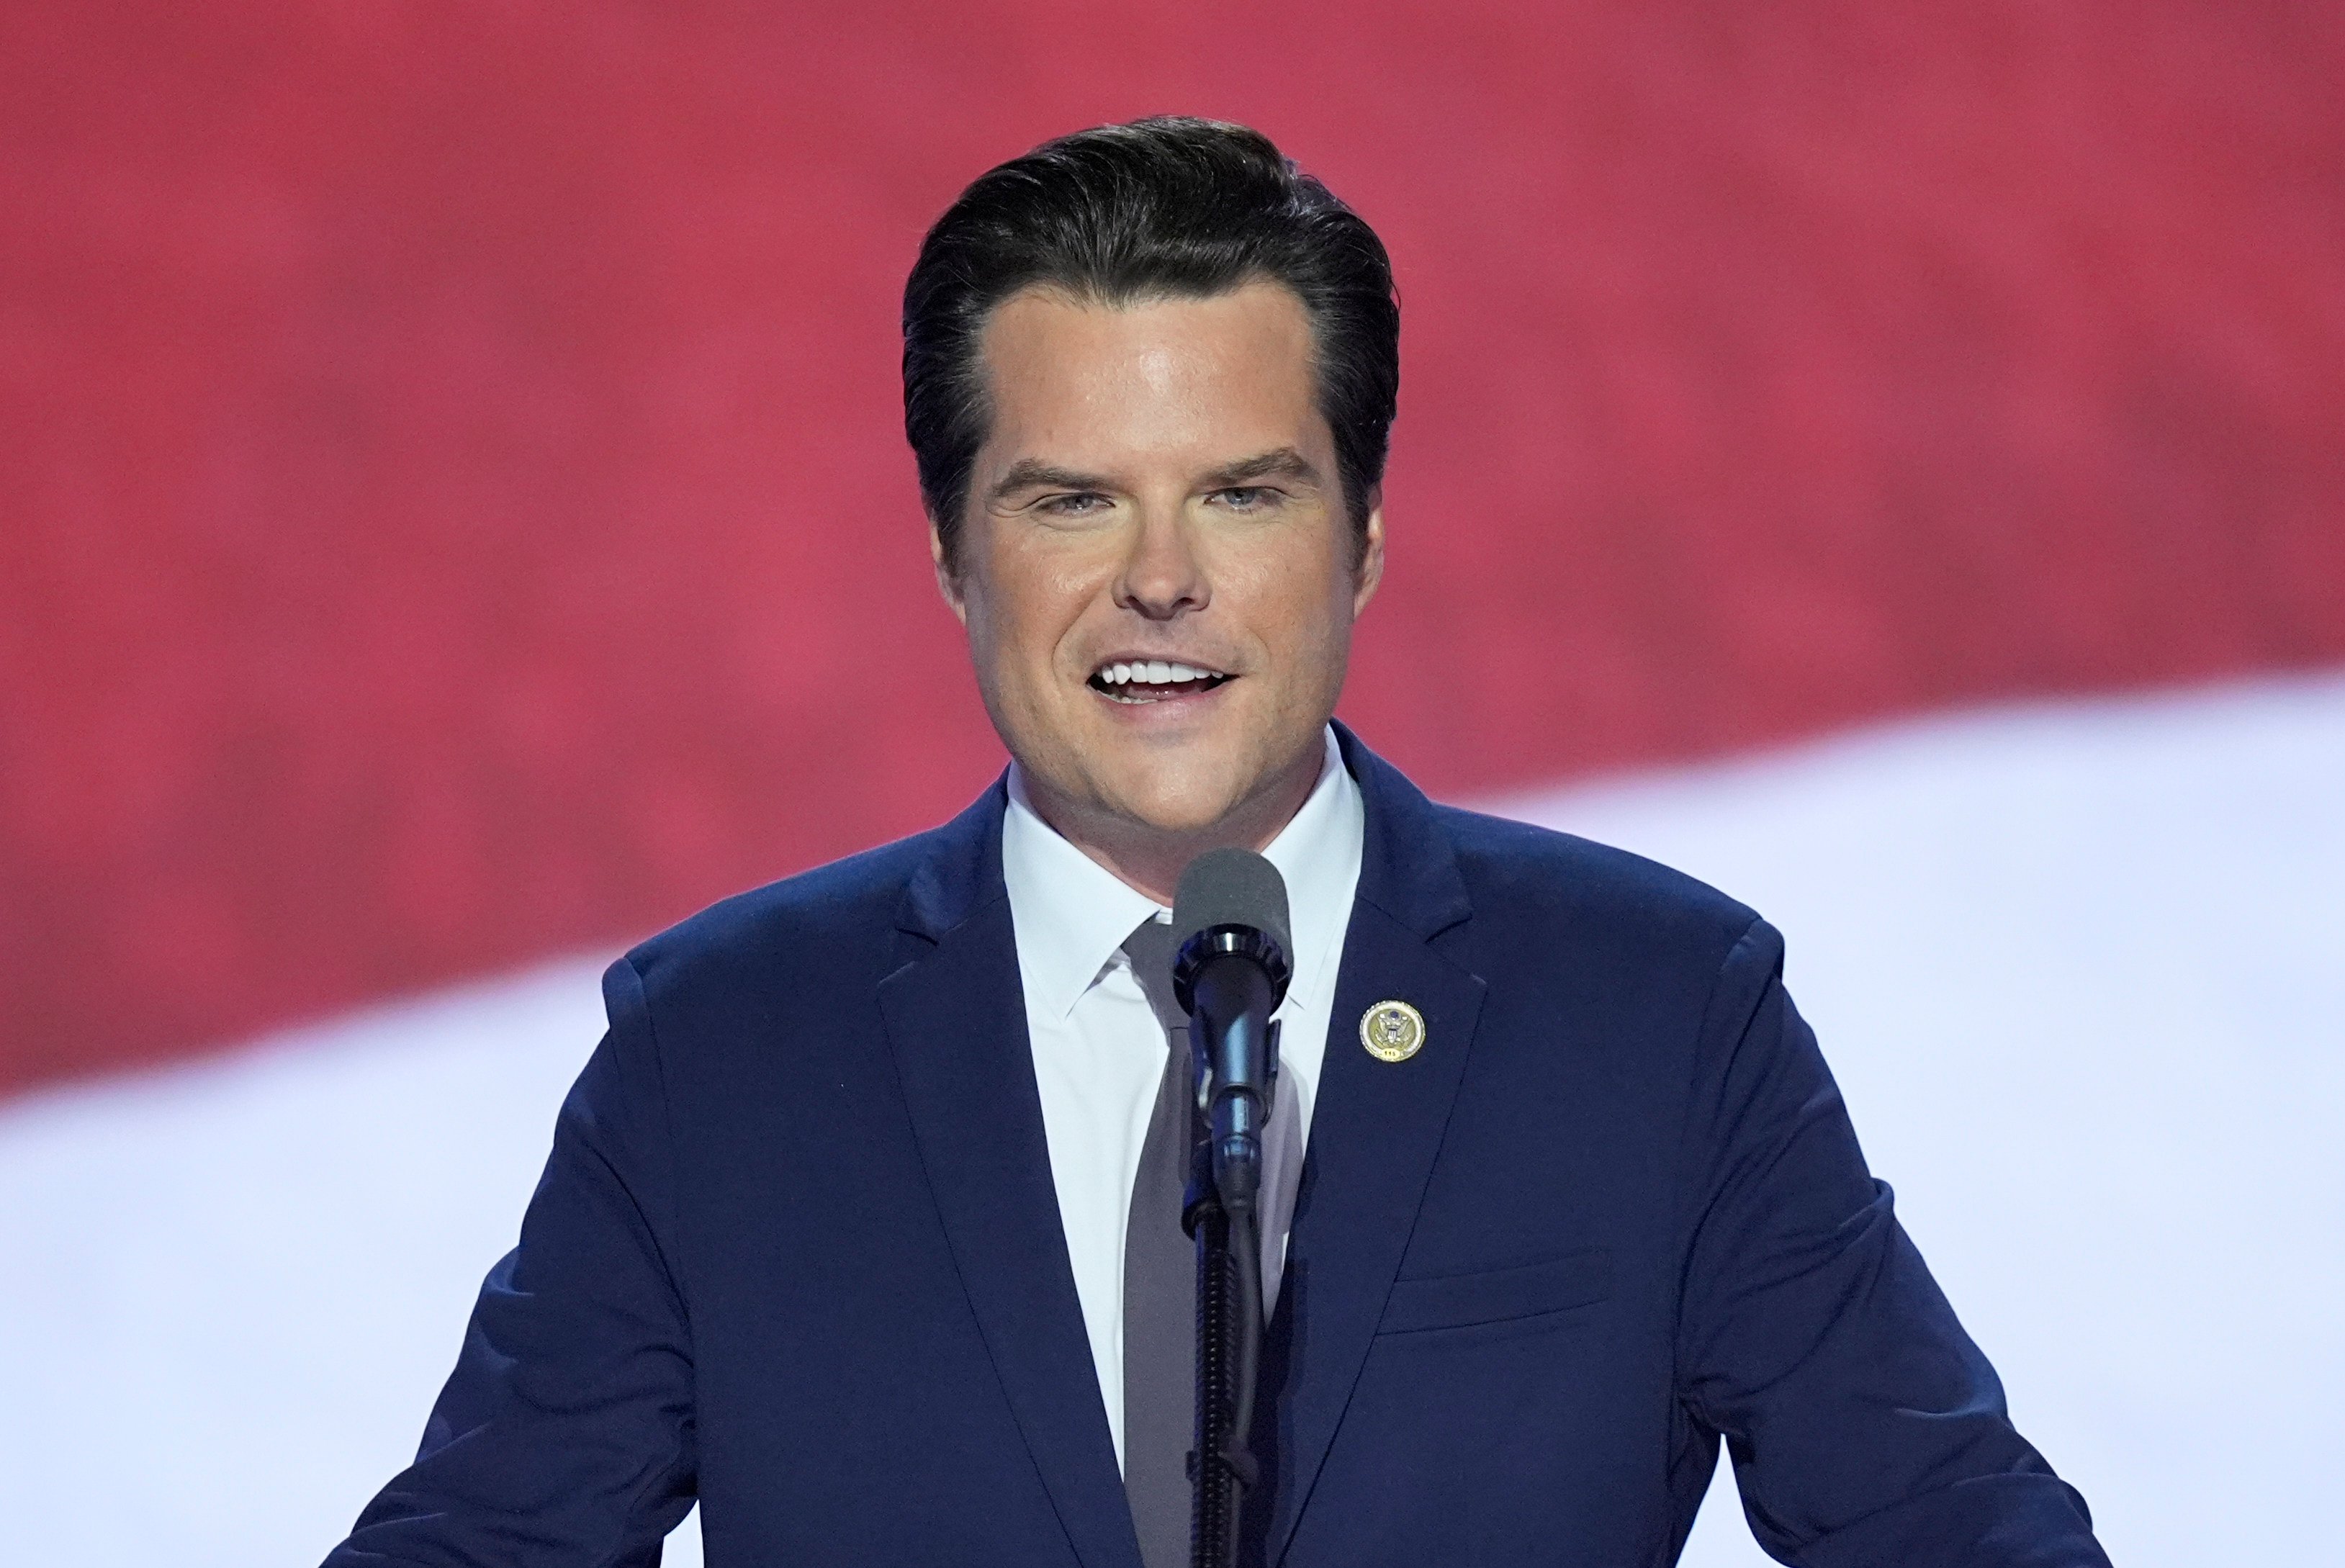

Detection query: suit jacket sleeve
(323, 955), (696, 1567)
(1673, 918), (2109, 1567)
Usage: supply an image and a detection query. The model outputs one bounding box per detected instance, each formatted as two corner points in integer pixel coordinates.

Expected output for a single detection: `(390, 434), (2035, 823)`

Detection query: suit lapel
(879, 786), (1140, 1568)
(1259, 731), (1488, 1562)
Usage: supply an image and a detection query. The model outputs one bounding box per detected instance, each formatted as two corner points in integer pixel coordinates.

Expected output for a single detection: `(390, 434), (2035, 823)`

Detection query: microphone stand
(1182, 1137), (1263, 1568)
(1178, 930), (1284, 1568)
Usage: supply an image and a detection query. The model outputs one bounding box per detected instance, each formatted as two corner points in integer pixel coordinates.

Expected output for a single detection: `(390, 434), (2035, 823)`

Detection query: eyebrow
(987, 459), (1117, 504)
(1204, 447), (1323, 488)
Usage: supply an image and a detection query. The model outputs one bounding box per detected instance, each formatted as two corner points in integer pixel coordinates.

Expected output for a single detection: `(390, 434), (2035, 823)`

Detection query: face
(936, 280), (1384, 850)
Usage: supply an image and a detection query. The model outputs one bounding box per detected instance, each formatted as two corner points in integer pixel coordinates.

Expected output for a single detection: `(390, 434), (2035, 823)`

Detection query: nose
(1112, 505), (1208, 620)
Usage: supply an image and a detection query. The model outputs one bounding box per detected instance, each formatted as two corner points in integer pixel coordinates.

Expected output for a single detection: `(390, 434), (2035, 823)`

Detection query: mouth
(1086, 658), (1235, 705)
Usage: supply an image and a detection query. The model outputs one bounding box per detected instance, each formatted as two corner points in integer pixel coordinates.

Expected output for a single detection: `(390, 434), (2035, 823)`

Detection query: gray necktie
(1120, 914), (1196, 1568)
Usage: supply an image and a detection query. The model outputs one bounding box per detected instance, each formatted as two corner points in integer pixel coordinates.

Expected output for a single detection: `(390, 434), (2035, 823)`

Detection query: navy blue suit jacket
(328, 729), (2107, 1567)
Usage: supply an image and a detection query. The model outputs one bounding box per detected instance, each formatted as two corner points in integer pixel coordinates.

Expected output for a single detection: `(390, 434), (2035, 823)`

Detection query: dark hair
(903, 117), (1399, 570)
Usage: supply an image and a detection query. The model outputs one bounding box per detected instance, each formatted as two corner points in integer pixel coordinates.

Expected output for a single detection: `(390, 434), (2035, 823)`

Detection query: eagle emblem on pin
(1359, 999), (1426, 1063)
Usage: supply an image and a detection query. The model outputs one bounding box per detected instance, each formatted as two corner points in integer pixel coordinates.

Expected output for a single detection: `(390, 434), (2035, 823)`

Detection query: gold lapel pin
(1359, 999), (1426, 1063)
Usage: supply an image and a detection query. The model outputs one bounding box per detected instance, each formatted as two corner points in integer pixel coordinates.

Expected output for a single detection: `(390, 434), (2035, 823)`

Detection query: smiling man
(325, 120), (2110, 1568)
(944, 276), (1374, 901)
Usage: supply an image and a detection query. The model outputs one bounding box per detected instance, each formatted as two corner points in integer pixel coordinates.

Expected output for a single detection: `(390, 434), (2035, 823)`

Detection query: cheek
(1248, 540), (1359, 671)
(966, 546), (1094, 688)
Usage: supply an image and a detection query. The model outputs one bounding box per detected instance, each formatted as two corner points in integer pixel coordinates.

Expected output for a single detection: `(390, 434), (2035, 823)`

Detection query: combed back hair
(902, 117), (1400, 572)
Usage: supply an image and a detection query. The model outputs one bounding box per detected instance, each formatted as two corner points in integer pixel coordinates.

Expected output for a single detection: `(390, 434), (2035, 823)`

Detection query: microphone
(1171, 847), (1292, 1216)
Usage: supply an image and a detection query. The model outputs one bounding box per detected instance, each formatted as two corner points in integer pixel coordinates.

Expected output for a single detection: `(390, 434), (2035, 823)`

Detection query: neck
(1020, 742), (1325, 906)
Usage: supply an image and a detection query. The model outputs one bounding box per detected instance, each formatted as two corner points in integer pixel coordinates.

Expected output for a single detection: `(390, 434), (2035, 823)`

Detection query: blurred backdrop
(2, 3), (2341, 1566)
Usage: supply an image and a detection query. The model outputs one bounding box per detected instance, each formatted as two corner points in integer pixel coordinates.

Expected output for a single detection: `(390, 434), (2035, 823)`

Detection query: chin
(1092, 755), (1252, 836)
(1107, 780), (1243, 837)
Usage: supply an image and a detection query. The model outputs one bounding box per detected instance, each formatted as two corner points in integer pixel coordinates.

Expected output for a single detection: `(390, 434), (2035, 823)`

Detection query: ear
(930, 519), (970, 628)
(1350, 495), (1386, 618)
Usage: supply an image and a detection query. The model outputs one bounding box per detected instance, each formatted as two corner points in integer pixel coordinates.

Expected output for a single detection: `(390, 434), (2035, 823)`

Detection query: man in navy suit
(326, 119), (2110, 1567)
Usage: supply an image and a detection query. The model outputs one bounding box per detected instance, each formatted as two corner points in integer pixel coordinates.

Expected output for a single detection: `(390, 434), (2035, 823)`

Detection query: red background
(4, 1), (2341, 1095)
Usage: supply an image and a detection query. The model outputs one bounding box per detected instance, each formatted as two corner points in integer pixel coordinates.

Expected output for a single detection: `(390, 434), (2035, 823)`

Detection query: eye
(1212, 486), (1281, 512)
(1035, 491), (1112, 518)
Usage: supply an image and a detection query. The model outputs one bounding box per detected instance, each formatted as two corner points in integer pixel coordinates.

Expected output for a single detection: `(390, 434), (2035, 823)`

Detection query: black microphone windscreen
(1172, 847), (1292, 963)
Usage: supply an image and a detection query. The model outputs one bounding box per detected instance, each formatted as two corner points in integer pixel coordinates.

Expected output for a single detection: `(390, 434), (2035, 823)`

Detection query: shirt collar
(1254, 727), (1364, 1022)
(1001, 726), (1364, 1023)
(1001, 775), (1165, 1023)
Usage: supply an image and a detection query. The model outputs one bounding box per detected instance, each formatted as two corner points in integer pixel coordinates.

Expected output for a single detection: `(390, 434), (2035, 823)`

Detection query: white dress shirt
(1000, 726), (1364, 1470)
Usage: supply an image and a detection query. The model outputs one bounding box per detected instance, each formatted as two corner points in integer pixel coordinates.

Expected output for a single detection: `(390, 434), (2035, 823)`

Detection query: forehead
(975, 281), (1325, 461)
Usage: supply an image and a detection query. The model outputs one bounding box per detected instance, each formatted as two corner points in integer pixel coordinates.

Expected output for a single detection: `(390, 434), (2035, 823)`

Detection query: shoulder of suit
(616, 824), (948, 1003)
(1426, 801), (1763, 962)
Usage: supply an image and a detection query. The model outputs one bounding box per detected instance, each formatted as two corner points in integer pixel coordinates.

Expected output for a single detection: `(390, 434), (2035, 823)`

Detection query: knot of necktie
(1120, 914), (1188, 1042)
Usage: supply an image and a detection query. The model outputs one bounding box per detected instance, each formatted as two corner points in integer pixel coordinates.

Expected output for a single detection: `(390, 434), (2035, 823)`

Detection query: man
(326, 119), (2109, 1567)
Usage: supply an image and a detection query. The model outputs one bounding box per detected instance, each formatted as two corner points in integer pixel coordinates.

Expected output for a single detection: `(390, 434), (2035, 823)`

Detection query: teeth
(1094, 660), (1226, 688)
